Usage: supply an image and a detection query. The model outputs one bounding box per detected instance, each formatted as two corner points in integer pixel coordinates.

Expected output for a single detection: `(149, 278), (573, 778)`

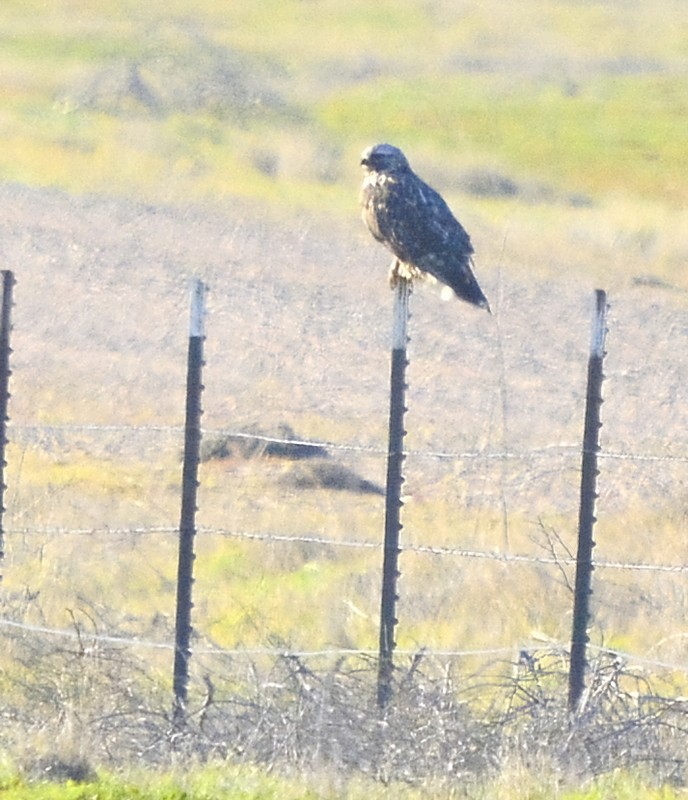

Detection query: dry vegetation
(0, 0), (687, 796)
(2, 626), (688, 796)
(1, 180), (687, 796)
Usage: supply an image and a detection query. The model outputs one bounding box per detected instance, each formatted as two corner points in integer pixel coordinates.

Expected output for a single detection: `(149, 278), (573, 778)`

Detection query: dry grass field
(0, 0), (687, 796)
(2, 184), (686, 656)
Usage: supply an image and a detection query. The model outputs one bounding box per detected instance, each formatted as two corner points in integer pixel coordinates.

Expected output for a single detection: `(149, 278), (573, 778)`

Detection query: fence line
(0, 617), (518, 659)
(8, 422), (688, 464)
(6, 524), (688, 574)
(1, 616), (687, 677)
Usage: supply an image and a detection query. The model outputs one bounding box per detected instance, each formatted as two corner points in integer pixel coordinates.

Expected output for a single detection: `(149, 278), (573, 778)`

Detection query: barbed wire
(1, 616), (687, 676)
(0, 617), (511, 658)
(10, 423), (184, 436)
(0, 618), (174, 649)
(7, 524), (688, 574)
(8, 422), (688, 464)
(598, 451), (688, 463)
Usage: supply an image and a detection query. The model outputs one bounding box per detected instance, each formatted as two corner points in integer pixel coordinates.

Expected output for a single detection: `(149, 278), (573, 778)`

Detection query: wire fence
(3, 413), (688, 678)
(0, 187), (687, 782)
(10, 421), (688, 462)
(0, 612), (686, 666)
(0, 257), (686, 726)
(5, 519), (688, 574)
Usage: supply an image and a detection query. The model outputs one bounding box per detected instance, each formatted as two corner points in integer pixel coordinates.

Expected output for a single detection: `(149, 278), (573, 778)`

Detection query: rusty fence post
(568, 289), (609, 714)
(0, 271), (14, 570)
(172, 278), (207, 724)
(377, 276), (411, 710)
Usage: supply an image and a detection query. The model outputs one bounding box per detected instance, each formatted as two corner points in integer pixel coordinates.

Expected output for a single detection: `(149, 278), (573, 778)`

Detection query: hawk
(360, 143), (490, 312)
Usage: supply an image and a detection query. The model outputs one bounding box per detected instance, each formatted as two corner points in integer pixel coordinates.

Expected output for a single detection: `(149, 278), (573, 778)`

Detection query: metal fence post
(172, 278), (207, 724)
(0, 271), (15, 570)
(377, 277), (411, 710)
(568, 289), (608, 714)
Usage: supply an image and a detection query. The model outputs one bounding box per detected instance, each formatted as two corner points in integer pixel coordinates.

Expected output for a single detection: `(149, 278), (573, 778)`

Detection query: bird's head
(360, 143), (410, 176)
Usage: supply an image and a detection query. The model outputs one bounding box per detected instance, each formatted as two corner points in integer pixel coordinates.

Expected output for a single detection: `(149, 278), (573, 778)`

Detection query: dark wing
(363, 171), (488, 308)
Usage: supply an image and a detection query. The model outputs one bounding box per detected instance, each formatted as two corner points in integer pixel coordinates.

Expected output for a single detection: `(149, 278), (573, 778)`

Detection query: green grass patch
(0, 763), (684, 800)
(319, 72), (688, 205)
(0, 31), (140, 66)
(0, 0), (686, 214)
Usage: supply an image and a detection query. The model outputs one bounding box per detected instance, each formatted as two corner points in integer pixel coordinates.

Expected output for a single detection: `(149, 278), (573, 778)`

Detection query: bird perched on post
(360, 143), (490, 312)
